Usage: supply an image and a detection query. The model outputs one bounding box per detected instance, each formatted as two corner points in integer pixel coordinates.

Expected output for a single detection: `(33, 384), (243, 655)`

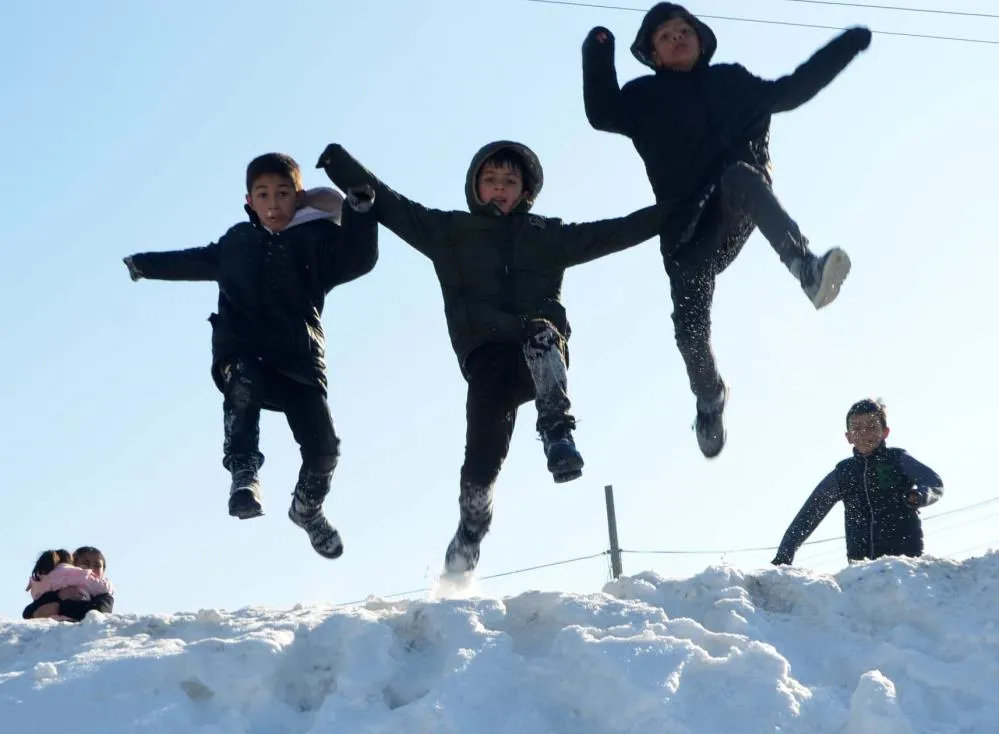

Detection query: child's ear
(296, 190), (306, 208)
(882, 426), (891, 441)
(844, 431), (851, 444)
(245, 194), (253, 207)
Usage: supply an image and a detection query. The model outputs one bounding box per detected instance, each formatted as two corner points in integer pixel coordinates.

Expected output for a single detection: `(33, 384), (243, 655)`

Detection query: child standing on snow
(317, 140), (661, 575)
(771, 399), (944, 566)
(25, 549), (115, 621)
(123, 153), (379, 560)
(582, 3), (871, 458)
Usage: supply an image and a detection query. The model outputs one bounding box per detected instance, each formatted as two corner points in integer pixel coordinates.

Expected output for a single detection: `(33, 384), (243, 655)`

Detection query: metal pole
(604, 484), (623, 578)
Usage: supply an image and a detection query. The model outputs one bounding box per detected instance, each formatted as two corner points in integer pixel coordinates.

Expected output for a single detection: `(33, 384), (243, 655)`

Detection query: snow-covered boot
(694, 382), (729, 459)
(228, 460), (263, 520)
(444, 523), (482, 575)
(793, 247), (851, 310)
(541, 420), (584, 483)
(288, 468), (343, 559)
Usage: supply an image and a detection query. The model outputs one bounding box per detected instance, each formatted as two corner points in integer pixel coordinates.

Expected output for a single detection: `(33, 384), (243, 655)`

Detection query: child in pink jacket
(25, 550), (114, 620)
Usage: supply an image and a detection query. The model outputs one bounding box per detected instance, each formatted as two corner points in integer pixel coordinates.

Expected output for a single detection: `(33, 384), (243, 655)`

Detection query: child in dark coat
(772, 399), (944, 566)
(582, 3), (870, 458)
(317, 140), (661, 574)
(124, 153), (378, 559)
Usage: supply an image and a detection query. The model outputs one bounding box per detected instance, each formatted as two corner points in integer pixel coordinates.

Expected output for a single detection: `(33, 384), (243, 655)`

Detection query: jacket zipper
(862, 456), (875, 558)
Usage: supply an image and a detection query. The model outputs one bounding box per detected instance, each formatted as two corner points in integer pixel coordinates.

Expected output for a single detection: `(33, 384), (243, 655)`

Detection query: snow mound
(2, 554), (996, 733)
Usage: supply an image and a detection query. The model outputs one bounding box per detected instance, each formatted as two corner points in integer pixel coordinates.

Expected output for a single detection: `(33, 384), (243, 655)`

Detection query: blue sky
(1, 0), (996, 618)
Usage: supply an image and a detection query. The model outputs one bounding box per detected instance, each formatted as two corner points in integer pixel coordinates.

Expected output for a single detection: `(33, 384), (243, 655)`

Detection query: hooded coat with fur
(317, 141), (661, 375)
(582, 3), (868, 252)
(126, 189), (378, 402)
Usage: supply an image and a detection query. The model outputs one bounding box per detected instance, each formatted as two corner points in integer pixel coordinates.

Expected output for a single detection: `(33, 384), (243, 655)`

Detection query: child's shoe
(795, 248), (851, 309)
(288, 491), (344, 559)
(694, 382), (729, 459)
(542, 421), (584, 483)
(228, 467), (264, 519)
(444, 523), (481, 574)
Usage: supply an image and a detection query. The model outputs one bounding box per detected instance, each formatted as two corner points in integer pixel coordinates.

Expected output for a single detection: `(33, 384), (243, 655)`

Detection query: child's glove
(123, 256), (143, 282)
(904, 488), (925, 507)
(346, 184), (376, 214)
(584, 26), (614, 49)
(843, 26), (872, 52)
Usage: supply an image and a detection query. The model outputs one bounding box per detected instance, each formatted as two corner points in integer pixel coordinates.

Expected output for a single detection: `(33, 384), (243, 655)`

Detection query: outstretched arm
(125, 242), (221, 282)
(898, 451), (944, 508)
(316, 143), (445, 259)
(769, 27), (871, 113)
(558, 204), (661, 267)
(582, 27), (634, 137)
(772, 471), (843, 565)
(319, 185), (380, 291)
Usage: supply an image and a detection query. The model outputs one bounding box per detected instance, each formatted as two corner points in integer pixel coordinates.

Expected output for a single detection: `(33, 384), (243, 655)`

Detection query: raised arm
(768, 27), (871, 113)
(125, 242), (221, 282)
(772, 470), (843, 565)
(319, 185), (380, 291)
(582, 27), (634, 137)
(316, 143), (445, 259)
(897, 451), (944, 508)
(557, 204), (662, 267)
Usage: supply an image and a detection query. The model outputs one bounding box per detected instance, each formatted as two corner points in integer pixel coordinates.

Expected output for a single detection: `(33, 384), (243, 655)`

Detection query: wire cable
(782, 0), (999, 20)
(522, 0), (999, 45)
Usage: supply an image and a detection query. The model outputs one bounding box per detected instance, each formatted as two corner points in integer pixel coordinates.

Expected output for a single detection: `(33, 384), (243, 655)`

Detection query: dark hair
(478, 150), (529, 193)
(245, 153), (303, 193)
(30, 549), (73, 582)
(846, 398), (887, 429)
(74, 546), (107, 571)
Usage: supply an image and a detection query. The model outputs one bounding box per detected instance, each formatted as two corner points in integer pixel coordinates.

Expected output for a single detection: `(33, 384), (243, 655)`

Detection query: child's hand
(905, 490), (923, 507)
(844, 26), (872, 51)
(585, 26), (614, 47)
(123, 256), (143, 282)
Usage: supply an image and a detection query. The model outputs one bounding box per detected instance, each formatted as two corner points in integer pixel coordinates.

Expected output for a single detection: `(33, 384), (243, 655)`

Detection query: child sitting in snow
(772, 399), (944, 566)
(24, 548), (115, 622)
(581, 3), (870, 459)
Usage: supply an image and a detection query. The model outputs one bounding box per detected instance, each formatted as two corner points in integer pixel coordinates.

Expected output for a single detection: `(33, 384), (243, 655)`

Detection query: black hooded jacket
(127, 193), (378, 402)
(317, 141), (661, 376)
(582, 3), (868, 247)
(774, 445), (944, 564)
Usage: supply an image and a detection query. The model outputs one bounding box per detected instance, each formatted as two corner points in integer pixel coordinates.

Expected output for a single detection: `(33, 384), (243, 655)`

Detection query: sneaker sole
(549, 454), (584, 483)
(811, 248), (851, 310)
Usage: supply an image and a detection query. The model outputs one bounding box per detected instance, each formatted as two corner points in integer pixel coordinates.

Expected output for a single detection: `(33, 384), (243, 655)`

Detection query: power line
(335, 550), (608, 606)
(783, 0), (999, 20)
(522, 0), (999, 46)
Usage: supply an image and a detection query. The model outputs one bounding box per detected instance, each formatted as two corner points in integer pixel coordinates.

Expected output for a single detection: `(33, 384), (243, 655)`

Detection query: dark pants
(665, 162), (808, 400)
(221, 357), (340, 498)
(457, 321), (572, 543)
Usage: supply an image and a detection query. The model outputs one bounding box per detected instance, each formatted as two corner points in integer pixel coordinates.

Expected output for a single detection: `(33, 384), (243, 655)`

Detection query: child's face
(845, 413), (889, 456)
(245, 173), (302, 232)
(477, 162), (525, 214)
(75, 551), (105, 577)
(650, 17), (701, 71)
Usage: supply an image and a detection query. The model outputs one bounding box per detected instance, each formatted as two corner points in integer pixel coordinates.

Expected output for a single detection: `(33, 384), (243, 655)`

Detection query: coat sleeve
(316, 144), (446, 260)
(22, 591), (60, 619)
(582, 28), (635, 137)
(127, 241), (221, 282)
(896, 451), (944, 508)
(773, 470), (844, 565)
(766, 29), (868, 113)
(556, 205), (662, 267)
(318, 188), (379, 292)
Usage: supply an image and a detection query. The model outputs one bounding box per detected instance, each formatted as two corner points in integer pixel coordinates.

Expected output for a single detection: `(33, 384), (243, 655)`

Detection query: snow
(2, 554), (997, 733)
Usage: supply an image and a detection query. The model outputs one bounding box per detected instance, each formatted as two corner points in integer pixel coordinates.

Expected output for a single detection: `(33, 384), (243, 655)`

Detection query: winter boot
(541, 421), (584, 483)
(228, 461), (264, 520)
(287, 469), (343, 559)
(444, 522), (482, 575)
(694, 382), (729, 459)
(793, 248), (851, 310)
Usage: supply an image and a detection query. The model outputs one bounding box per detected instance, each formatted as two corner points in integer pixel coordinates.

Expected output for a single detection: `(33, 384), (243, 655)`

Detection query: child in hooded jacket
(582, 3), (871, 459)
(317, 140), (662, 575)
(25, 549), (115, 621)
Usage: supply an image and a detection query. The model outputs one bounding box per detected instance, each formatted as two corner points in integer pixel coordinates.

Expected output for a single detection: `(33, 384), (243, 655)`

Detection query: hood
(630, 3), (718, 70)
(464, 140), (544, 216)
(244, 186), (344, 231)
